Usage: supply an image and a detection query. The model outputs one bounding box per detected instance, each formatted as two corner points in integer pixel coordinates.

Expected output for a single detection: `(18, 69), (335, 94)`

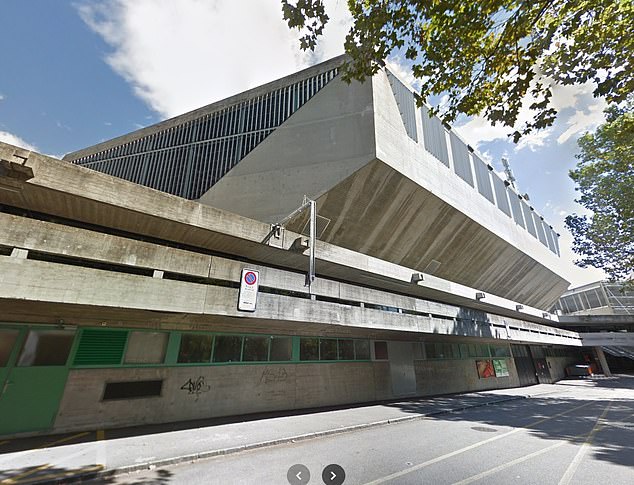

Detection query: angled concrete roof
(0, 140), (563, 320)
(198, 68), (569, 309)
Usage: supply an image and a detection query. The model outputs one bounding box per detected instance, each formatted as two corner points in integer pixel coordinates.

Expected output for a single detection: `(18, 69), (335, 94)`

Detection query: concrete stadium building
(0, 56), (600, 438)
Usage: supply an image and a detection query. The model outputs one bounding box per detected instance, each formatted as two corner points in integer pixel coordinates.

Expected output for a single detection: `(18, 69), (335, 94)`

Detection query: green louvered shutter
(73, 329), (128, 366)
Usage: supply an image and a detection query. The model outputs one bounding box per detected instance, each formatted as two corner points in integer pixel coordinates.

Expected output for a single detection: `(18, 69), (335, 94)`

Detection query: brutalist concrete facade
(64, 57), (568, 310)
(0, 58), (581, 438)
(0, 141), (583, 437)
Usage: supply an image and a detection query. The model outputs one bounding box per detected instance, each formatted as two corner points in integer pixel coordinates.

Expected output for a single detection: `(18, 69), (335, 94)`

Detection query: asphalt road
(94, 378), (634, 485)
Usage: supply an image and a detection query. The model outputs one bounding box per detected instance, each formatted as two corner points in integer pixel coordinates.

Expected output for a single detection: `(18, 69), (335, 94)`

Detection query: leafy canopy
(565, 106), (634, 284)
(281, 0), (633, 141)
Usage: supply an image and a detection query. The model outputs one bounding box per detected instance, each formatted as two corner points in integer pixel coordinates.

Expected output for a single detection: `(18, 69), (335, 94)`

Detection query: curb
(26, 391), (560, 484)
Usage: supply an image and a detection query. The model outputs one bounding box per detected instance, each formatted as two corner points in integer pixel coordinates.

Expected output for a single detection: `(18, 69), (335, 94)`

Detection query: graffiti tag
(259, 368), (288, 384)
(180, 376), (211, 399)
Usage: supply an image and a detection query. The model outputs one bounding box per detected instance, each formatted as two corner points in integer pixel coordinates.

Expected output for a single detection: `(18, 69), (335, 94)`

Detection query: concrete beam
(0, 256), (581, 346)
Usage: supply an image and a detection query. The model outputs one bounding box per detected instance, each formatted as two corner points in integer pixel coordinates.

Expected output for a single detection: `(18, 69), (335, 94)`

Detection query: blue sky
(0, 0), (607, 288)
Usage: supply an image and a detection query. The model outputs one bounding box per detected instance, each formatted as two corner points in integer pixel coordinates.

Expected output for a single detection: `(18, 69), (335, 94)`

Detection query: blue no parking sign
(238, 268), (259, 311)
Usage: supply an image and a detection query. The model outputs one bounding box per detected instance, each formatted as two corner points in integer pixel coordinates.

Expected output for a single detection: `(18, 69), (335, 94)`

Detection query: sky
(0, 0), (607, 289)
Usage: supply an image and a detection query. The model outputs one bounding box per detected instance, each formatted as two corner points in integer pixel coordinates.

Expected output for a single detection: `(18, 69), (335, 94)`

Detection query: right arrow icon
(322, 464), (345, 485)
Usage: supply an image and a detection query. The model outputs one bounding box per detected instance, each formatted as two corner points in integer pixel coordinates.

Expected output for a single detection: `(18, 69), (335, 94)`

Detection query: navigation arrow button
(287, 464), (310, 484)
(322, 464), (345, 485)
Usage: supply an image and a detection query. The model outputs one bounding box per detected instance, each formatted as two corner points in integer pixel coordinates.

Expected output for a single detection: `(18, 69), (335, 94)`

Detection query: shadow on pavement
(385, 375), (634, 470)
(0, 464), (173, 485)
(0, 464), (110, 485)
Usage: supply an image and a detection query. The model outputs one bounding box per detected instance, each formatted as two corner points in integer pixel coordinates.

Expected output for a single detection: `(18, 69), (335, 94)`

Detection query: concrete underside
(286, 159), (568, 309)
(0, 142), (568, 323)
(198, 70), (568, 310)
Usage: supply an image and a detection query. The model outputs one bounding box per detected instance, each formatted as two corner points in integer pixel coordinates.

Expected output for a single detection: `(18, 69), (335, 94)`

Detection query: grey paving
(0, 384), (565, 484)
(100, 376), (634, 485)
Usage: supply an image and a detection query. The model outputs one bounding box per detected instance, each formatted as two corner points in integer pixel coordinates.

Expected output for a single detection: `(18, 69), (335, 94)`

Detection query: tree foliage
(281, 0), (633, 141)
(565, 106), (634, 284)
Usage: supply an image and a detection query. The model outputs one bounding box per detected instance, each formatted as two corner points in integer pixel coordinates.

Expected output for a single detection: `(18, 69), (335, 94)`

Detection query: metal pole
(308, 199), (316, 293)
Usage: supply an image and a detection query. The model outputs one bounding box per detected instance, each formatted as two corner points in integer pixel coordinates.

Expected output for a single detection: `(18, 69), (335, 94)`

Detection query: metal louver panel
(473, 156), (495, 204)
(73, 328), (129, 366)
(449, 131), (473, 186)
(492, 175), (511, 217)
(420, 106), (449, 166)
(386, 70), (418, 141)
(70, 68), (340, 200)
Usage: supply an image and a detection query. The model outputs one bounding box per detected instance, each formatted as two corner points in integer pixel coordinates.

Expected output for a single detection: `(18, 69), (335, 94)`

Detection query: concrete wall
(414, 358), (520, 396)
(545, 356), (578, 382)
(54, 362), (391, 432)
(0, 141), (566, 322)
(0, 255), (581, 347)
(199, 75), (376, 223)
(52, 355), (523, 434)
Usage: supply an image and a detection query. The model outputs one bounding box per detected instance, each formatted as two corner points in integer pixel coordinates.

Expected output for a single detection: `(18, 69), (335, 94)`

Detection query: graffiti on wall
(259, 368), (288, 384)
(180, 376), (211, 399)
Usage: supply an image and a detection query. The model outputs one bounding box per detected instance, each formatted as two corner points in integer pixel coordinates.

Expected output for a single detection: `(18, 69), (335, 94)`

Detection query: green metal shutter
(73, 329), (129, 366)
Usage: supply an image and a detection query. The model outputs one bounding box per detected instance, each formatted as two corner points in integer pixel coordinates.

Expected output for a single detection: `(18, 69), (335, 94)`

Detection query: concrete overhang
(197, 68), (569, 309)
(0, 141), (562, 326)
(579, 332), (634, 347)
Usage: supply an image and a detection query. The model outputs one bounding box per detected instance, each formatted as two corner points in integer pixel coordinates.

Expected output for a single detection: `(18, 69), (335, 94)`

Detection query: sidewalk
(0, 384), (562, 484)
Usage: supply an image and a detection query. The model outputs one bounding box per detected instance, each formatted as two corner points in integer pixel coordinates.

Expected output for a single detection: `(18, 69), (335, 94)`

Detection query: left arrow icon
(287, 464), (310, 484)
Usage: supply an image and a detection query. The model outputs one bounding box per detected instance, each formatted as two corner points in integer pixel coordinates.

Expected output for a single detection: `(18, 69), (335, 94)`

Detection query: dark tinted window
(213, 336), (243, 363)
(300, 338), (319, 361)
(270, 337), (292, 361)
(17, 330), (75, 366)
(177, 334), (213, 363)
(320, 339), (337, 360)
(243, 336), (269, 362)
(355, 340), (370, 360)
(338, 339), (354, 360)
(374, 341), (389, 360)
(0, 329), (19, 367)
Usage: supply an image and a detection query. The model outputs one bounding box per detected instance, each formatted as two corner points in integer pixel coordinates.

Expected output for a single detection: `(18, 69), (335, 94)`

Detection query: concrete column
(594, 347), (612, 377)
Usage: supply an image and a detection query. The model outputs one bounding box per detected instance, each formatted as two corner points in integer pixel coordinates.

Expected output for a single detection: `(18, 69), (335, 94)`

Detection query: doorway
(388, 341), (417, 397)
(0, 326), (76, 436)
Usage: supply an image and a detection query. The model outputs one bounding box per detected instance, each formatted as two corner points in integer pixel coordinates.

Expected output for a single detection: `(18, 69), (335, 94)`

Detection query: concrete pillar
(594, 347), (612, 377)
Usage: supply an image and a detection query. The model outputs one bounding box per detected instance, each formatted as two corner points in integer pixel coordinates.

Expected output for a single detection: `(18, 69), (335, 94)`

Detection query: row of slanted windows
(419, 342), (512, 360)
(71, 69), (339, 199)
(69, 328), (373, 367)
(2, 326), (532, 370)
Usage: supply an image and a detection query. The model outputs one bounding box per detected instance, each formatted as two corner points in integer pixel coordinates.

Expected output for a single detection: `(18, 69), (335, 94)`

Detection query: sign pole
(308, 199), (316, 294)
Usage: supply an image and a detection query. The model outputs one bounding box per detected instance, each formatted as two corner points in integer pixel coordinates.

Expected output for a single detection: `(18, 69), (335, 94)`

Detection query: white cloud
(0, 93), (5, 102)
(454, 116), (510, 147)
(556, 99), (606, 144)
(552, 228), (607, 289)
(386, 56), (422, 92)
(0, 131), (38, 151)
(513, 127), (554, 152)
(77, 0), (351, 119)
(541, 202), (606, 289)
(454, 80), (607, 152)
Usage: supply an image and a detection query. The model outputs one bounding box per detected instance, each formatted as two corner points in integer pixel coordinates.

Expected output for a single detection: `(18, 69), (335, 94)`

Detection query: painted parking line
(1, 464), (104, 485)
(558, 402), (613, 485)
(453, 402), (613, 485)
(0, 463), (52, 485)
(362, 400), (598, 485)
(36, 431), (90, 449)
(0, 432), (94, 484)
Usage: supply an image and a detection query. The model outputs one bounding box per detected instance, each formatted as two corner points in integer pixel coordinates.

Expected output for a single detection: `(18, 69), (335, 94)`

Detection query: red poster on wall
(476, 359), (495, 378)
